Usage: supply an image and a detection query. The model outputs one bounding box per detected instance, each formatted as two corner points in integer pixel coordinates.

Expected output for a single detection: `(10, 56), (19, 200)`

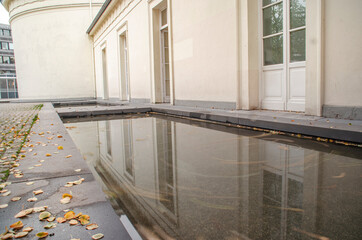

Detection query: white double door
(261, 0), (306, 112)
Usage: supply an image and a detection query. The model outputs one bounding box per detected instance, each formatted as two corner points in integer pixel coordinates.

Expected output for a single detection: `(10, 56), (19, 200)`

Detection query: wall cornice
(89, 0), (135, 38)
(4, 0), (103, 23)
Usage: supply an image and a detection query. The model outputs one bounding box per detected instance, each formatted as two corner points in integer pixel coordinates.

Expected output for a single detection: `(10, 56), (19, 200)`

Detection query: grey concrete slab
(0, 174), (131, 240)
(0, 102), (132, 239)
(8, 104), (92, 183)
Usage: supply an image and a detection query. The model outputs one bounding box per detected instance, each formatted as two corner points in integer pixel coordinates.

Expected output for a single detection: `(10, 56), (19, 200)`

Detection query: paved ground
(0, 103), (41, 181)
(0, 103), (132, 239)
(55, 101), (362, 144)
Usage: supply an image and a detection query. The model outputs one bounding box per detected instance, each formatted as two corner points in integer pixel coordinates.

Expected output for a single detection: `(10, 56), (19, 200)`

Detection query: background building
(2, 0), (362, 119)
(1, 0), (104, 100)
(0, 23), (17, 99)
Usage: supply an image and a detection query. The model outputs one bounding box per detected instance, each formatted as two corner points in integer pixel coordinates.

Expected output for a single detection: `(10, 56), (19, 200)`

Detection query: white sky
(0, 4), (10, 24)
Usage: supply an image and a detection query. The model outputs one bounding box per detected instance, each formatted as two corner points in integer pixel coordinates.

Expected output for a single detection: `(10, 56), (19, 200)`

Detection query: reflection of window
(106, 121), (112, 157)
(160, 8), (170, 102)
(156, 119), (177, 222)
(123, 120), (134, 181)
(259, 141), (305, 239)
(9, 43), (13, 50)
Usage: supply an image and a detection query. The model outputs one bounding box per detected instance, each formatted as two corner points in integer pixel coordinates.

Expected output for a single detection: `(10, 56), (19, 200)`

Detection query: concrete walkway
(55, 101), (362, 144)
(0, 103), (132, 239)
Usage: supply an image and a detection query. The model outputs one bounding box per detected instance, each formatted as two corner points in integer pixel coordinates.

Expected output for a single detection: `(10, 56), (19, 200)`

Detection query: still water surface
(64, 114), (362, 240)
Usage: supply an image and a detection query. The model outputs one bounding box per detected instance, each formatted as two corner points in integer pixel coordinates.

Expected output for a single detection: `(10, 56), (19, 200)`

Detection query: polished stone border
(175, 99), (236, 110)
(323, 105), (362, 120)
(130, 98), (151, 103)
(151, 107), (362, 144)
(56, 102), (362, 144)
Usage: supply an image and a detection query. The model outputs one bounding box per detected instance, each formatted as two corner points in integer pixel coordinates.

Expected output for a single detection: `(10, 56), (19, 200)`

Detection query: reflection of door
(122, 120), (134, 182)
(261, 0), (306, 111)
(260, 142), (304, 239)
(160, 8), (170, 103)
(155, 119), (178, 223)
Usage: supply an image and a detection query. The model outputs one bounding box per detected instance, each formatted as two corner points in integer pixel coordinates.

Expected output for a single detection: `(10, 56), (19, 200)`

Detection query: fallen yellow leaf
(65, 155), (72, 158)
(14, 208), (33, 218)
(2, 191), (11, 196)
(27, 197), (38, 202)
(14, 231), (28, 239)
(60, 197), (71, 204)
(57, 146), (63, 150)
(33, 189), (44, 195)
(69, 219), (79, 225)
(45, 153), (52, 157)
(39, 211), (51, 220)
(64, 211), (75, 220)
(86, 223), (99, 230)
(10, 221), (23, 230)
(33, 206), (47, 213)
(1, 233), (13, 239)
(62, 193), (73, 199)
(56, 217), (66, 223)
(43, 223), (56, 229)
(0, 204), (8, 209)
(22, 227), (33, 232)
(36, 232), (48, 238)
(11, 197), (21, 202)
(92, 233), (104, 240)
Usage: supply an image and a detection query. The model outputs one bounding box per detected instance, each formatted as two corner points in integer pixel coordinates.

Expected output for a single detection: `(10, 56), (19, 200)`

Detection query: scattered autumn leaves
(0, 128), (104, 239)
(1, 203), (102, 239)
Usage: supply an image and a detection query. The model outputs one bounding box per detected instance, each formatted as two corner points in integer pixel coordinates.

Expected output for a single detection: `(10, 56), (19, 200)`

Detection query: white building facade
(3, 0), (362, 119)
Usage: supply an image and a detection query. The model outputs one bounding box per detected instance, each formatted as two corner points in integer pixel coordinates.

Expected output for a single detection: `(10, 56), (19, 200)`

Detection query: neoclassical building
(2, 0), (362, 119)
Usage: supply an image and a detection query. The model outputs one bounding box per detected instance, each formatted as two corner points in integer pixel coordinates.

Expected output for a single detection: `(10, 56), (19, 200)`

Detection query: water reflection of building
(95, 116), (362, 240)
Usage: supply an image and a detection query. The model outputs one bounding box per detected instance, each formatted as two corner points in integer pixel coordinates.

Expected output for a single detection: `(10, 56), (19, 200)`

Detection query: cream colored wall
(323, 0), (362, 107)
(93, 0), (237, 103)
(172, 0), (238, 103)
(4, 0), (103, 100)
(93, 0), (151, 100)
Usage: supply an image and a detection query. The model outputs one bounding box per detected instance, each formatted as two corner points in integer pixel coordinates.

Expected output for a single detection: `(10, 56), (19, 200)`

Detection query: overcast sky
(0, 4), (10, 24)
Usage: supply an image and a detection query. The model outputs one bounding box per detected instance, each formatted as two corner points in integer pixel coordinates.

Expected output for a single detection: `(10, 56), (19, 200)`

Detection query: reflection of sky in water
(65, 115), (362, 240)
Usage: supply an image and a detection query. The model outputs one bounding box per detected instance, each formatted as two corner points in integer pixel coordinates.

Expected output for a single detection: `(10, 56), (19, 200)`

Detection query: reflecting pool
(64, 114), (362, 240)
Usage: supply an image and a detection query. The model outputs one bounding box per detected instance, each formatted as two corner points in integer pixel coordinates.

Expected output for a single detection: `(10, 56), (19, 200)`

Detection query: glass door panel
(290, 29), (306, 62)
(290, 0), (306, 29)
(263, 2), (284, 36)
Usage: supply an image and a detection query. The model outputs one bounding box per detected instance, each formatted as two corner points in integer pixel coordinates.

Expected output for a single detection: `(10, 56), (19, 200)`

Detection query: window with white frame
(160, 7), (170, 103)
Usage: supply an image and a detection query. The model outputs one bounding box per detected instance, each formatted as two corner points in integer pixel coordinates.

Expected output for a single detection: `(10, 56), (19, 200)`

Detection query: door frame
(236, 0), (324, 116)
(258, 0), (306, 112)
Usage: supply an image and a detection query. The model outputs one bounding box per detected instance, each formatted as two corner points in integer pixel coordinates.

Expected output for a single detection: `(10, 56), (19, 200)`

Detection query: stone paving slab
(55, 101), (362, 144)
(0, 174), (131, 240)
(8, 104), (92, 183)
(0, 103), (132, 239)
